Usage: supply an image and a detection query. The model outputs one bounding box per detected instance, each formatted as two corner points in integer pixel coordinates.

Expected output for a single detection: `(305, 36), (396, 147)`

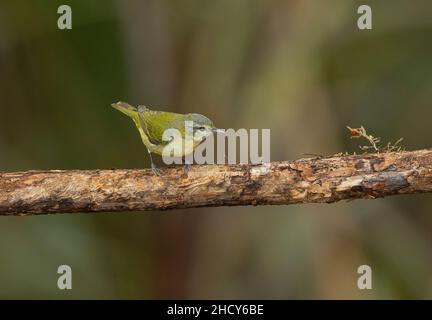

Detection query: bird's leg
(184, 163), (192, 175)
(147, 149), (161, 176)
(183, 157), (192, 175)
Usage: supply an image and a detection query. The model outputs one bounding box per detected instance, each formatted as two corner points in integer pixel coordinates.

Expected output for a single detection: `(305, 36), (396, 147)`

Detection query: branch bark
(1, 149), (431, 215)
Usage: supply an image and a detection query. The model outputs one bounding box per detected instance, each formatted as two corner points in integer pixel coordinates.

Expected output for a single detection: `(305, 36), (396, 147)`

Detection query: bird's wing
(139, 108), (183, 145)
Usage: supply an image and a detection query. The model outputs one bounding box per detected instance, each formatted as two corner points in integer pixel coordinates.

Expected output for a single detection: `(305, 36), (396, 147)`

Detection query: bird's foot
(151, 162), (162, 176)
(183, 163), (192, 176)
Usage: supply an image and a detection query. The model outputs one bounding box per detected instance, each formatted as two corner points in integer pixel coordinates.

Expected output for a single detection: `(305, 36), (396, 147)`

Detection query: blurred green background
(0, 0), (431, 299)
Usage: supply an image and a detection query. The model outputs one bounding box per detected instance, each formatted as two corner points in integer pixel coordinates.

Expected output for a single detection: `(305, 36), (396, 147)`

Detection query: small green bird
(112, 102), (222, 175)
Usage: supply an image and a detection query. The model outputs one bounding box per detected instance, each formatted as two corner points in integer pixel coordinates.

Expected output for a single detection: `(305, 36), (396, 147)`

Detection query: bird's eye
(198, 126), (206, 131)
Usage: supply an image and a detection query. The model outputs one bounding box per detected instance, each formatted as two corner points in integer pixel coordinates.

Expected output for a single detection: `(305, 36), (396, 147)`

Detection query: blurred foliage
(0, 0), (431, 299)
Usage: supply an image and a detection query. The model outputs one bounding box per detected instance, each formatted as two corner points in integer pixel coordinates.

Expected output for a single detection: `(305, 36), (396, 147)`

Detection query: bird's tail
(111, 101), (138, 119)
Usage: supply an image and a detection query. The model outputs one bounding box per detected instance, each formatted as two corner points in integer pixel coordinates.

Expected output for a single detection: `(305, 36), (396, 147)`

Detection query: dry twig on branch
(0, 149), (431, 215)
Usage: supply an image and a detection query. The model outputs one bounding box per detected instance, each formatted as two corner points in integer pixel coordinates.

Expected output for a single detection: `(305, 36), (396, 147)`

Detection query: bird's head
(187, 113), (223, 143)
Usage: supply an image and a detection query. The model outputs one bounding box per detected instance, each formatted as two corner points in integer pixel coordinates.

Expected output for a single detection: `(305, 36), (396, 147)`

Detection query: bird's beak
(212, 128), (225, 134)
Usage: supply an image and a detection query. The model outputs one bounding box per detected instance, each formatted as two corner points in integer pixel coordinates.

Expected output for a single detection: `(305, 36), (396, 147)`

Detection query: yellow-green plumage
(112, 101), (219, 174)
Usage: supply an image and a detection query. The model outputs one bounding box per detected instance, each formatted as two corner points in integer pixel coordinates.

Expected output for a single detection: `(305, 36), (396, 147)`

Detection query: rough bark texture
(0, 149), (431, 215)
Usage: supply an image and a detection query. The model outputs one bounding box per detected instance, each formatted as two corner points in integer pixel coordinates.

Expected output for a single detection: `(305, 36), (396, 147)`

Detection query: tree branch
(1, 149), (431, 215)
